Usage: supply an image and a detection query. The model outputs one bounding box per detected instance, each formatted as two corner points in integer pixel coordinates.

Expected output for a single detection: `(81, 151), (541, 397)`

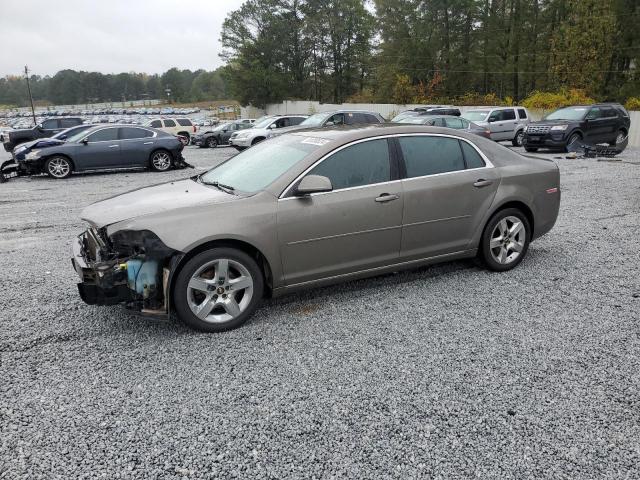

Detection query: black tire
(478, 208), (531, 272)
(565, 132), (582, 152)
(524, 147), (538, 152)
(512, 130), (524, 147)
(173, 248), (264, 332)
(177, 133), (190, 146)
(251, 137), (265, 146)
(149, 150), (173, 172)
(45, 156), (73, 179)
(206, 137), (218, 148)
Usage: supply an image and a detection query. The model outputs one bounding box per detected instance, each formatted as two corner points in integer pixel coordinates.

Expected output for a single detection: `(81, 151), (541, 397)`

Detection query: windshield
(299, 112), (330, 127)
(545, 107), (588, 121)
(199, 135), (324, 193)
(462, 111), (489, 122)
(252, 117), (276, 129)
(391, 111), (420, 122)
(398, 117), (428, 124)
(52, 126), (87, 140)
(213, 123), (230, 131)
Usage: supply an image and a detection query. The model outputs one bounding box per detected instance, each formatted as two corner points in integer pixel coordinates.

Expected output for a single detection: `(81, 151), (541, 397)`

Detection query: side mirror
(487, 117), (498, 123)
(81, 138), (89, 145)
(59, 134), (68, 140)
(268, 123), (277, 129)
(325, 121), (335, 126)
(295, 175), (333, 196)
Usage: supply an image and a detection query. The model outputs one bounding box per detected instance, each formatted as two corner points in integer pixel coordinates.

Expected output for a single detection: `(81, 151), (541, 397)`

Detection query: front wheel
(478, 208), (530, 272)
(611, 130), (628, 151)
(173, 248), (264, 332)
(45, 156), (73, 179)
(565, 133), (582, 152)
(206, 137), (218, 148)
(150, 150), (173, 172)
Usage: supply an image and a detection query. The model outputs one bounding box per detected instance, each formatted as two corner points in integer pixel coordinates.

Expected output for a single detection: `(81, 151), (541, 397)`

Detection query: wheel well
(569, 130), (583, 139)
(252, 137), (265, 145)
(170, 239), (274, 300)
(618, 127), (628, 135)
(177, 131), (190, 138)
(43, 154), (75, 171)
(490, 201), (535, 238)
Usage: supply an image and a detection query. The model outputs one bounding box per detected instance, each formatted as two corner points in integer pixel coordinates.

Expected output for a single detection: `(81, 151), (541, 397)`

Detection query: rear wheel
(206, 137), (218, 148)
(478, 208), (530, 272)
(512, 130), (524, 147)
(150, 150), (172, 171)
(177, 133), (190, 146)
(45, 156), (73, 179)
(173, 248), (264, 332)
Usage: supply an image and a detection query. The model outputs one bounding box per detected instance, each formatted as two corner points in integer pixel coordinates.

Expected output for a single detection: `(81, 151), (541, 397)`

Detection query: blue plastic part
(126, 259), (158, 295)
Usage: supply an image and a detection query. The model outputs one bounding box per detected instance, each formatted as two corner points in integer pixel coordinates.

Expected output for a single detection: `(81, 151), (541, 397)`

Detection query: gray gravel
(1, 144), (639, 479)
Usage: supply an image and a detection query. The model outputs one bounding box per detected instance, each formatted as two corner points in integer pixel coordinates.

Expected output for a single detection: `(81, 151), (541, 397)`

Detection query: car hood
(17, 137), (65, 151)
(271, 124), (313, 136)
(81, 178), (237, 228)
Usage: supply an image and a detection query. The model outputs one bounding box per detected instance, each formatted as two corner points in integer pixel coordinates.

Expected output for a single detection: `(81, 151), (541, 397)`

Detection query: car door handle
(473, 179), (493, 188)
(375, 193), (399, 203)
(108, 144), (119, 148)
(143, 141), (154, 145)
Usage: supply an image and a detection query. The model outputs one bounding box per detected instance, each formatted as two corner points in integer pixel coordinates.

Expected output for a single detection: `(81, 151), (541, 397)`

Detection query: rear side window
(602, 107), (616, 118)
(119, 127), (154, 139)
(289, 117), (305, 126)
(366, 114), (380, 123)
(149, 120), (162, 128)
(399, 136), (465, 177)
(87, 128), (118, 142)
(163, 119), (176, 127)
(60, 118), (80, 128)
(176, 119), (192, 127)
(349, 113), (367, 124)
(309, 138), (391, 190)
(443, 118), (464, 129)
(500, 109), (516, 121)
(459, 141), (486, 169)
(518, 109), (527, 119)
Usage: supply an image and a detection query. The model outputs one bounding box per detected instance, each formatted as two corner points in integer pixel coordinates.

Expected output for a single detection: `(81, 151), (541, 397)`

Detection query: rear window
(176, 119), (193, 127)
(399, 136), (465, 178)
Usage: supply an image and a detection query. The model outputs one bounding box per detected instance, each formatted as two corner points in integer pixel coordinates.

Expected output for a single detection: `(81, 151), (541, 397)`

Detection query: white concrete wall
(259, 101), (639, 147)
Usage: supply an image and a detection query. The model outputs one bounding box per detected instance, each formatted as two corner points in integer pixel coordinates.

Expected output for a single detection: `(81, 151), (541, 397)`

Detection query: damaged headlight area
(72, 227), (179, 315)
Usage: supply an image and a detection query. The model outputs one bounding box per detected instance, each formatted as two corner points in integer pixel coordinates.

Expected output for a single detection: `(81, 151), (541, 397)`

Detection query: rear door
(277, 138), (403, 285)
(118, 127), (156, 166)
(74, 127), (121, 170)
(162, 119), (177, 135)
(599, 107), (620, 143)
(396, 134), (499, 260)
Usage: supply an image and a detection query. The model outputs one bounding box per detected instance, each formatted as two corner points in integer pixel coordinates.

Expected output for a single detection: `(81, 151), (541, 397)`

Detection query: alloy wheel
(47, 157), (71, 178)
(489, 216), (526, 265)
(515, 131), (524, 146)
(151, 152), (171, 171)
(616, 132), (626, 145)
(207, 137), (217, 148)
(186, 259), (254, 323)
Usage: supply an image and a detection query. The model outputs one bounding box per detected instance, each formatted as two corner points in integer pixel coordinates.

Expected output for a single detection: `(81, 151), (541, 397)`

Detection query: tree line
(0, 68), (228, 107)
(221, 0), (640, 107)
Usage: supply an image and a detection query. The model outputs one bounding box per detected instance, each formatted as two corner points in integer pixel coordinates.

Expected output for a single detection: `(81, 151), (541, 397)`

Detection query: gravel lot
(1, 144), (639, 479)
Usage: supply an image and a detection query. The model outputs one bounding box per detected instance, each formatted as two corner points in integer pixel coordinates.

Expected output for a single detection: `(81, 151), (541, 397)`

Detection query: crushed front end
(72, 227), (179, 315)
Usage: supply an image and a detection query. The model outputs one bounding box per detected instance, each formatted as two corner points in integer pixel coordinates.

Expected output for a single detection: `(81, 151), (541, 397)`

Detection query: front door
(74, 127), (121, 170)
(277, 138), (403, 286)
(396, 135), (499, 260)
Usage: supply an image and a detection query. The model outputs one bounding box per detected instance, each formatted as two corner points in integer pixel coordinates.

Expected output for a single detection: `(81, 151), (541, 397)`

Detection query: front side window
(399, 136), (465, 178)
(149, 120), (162, 128)
(86, 128), (118, 142)
(163, 119), (176, 127)
(308, 138), (391, 190)
(326, 113), (345, 126)
(200, 135), (322, 193)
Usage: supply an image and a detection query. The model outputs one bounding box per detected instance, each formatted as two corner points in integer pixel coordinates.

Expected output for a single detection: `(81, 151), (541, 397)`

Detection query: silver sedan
(73, 125), (561, 332)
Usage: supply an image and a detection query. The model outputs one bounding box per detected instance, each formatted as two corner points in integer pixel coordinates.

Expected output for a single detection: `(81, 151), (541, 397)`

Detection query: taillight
(193, 125), (196, 132)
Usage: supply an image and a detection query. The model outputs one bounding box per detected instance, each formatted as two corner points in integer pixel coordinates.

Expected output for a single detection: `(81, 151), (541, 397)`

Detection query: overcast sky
(0, 0), (247, 77)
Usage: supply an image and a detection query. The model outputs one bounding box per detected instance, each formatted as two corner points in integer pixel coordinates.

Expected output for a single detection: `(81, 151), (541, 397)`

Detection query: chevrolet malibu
(73, 125), (560, 332)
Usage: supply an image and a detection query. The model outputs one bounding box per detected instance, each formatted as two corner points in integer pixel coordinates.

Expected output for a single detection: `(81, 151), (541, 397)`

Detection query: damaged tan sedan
(73, 125), (560, 332)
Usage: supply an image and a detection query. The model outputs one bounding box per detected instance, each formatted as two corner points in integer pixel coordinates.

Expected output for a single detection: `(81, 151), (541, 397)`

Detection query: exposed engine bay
(71, 227), (181, 315)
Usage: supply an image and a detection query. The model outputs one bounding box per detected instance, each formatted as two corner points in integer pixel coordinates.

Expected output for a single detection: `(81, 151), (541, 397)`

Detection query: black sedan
(14, 125), (187, 179)
(396, 115), (492, 139)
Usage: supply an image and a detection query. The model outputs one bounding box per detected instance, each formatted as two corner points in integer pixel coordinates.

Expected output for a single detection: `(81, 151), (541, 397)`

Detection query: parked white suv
(462, 107), (531, 146)
(229, 115), (307, 150)
(145, 118), (196, 145)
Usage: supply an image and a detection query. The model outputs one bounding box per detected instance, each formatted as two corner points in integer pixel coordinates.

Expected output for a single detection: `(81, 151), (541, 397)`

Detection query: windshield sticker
(301, 137), (330, 146)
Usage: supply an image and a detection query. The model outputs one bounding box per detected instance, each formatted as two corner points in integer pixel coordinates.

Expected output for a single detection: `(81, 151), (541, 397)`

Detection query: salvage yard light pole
(24, 66), (37, 126)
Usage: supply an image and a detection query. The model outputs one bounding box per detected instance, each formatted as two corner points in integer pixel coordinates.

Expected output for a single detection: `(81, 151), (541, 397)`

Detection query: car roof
(288, 123), (477, 142)
(316, 110), (380, 115)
